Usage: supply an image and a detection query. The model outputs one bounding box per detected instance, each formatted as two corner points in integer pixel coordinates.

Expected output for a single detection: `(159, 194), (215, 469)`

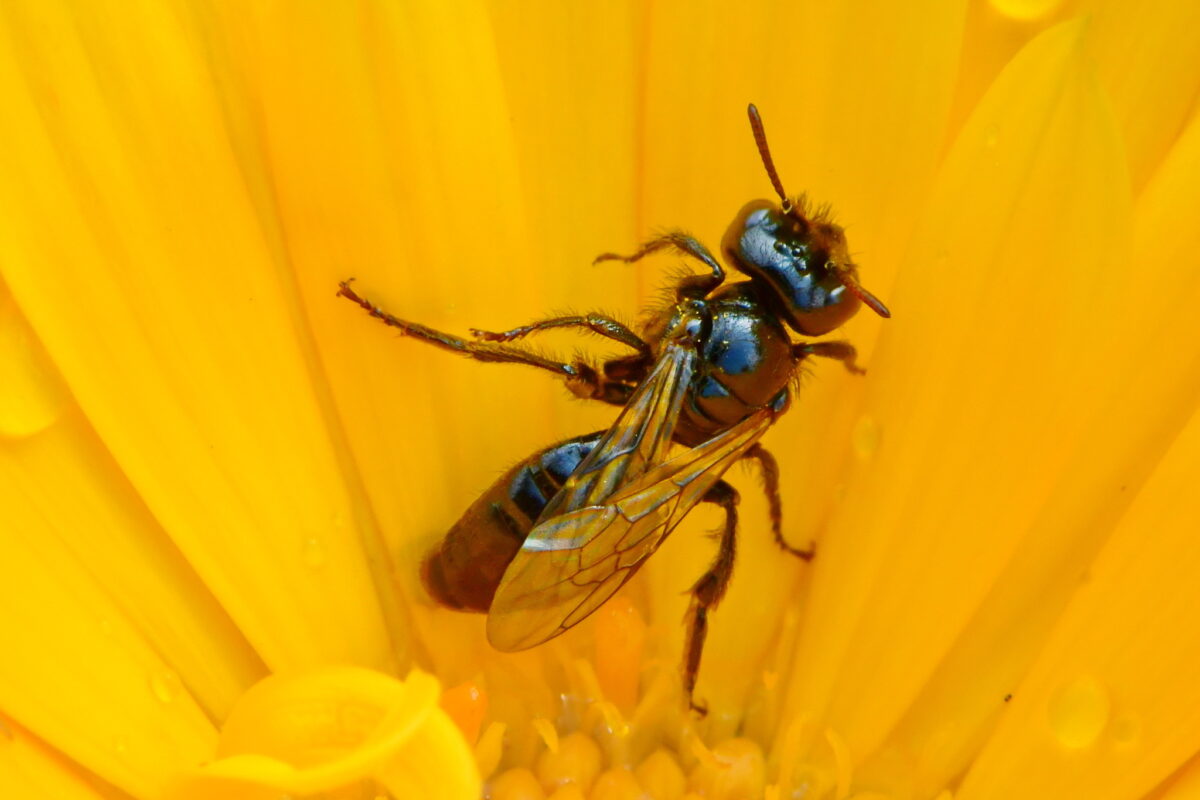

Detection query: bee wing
(487, 408), (773, 651)
(536, 341), (697, 522)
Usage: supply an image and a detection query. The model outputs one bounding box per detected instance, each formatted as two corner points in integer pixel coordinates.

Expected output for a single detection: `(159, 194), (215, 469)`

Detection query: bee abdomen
(421, 432), (604, 612)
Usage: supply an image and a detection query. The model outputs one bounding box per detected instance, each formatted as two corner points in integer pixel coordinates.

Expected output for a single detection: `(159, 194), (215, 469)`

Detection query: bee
(338, 105), (889, 712)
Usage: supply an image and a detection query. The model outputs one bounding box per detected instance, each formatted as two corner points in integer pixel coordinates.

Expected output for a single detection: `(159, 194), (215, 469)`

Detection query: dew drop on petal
(302, 537), (327, 569)
(149, 668), (182, 704)
(1111, 714), (1141, 748)
(989, 0), (1064, 21)
(984, 123), (1001, 149)
(1047, 675), (1110, 749)
(853, 415), (882, 461)
(0, 291), (67, 438)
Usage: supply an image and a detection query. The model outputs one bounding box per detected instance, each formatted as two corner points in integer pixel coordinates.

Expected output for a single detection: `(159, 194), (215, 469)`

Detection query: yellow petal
(209, 1), (589, 591)
(0, 717), (110, 800)
(0, 505), (217, 797)
(1156, 756), (1200, 800)
(0, 378), (265, 721)
(783, 18), (1129, 763)
(946, 2), (1069, 143)
(956, 407), (1200, 798)
(0, 286), (67, 437)
(485, 0), (642, 308)
(873, 87), (1200, 797)
(169, 667), (478, 800)
(0, 1), (398, 670)
(1087, 0), (1200, 191)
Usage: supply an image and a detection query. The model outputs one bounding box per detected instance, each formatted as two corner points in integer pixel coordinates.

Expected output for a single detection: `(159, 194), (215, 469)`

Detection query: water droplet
(0, 291), (68, 438)
(1111, 714), (1141, 747)
(113, 735), (129, 756)
(852, 416), (882, 461)
(149, 668), (182, 704)
(302, 537), (327, 569)
(1047, 675), (1110, 748)
(984, 123), (1001, 149)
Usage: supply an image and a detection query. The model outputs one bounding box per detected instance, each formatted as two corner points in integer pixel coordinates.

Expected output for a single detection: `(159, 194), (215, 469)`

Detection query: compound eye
(721, 200), (789, 275)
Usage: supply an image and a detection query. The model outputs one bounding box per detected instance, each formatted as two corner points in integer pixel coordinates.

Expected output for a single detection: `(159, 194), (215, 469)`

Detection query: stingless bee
(338, 104), (889, 712)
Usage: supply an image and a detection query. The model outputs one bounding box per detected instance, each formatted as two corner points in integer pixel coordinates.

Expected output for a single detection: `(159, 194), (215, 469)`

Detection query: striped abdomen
(421, 432), (603, 611)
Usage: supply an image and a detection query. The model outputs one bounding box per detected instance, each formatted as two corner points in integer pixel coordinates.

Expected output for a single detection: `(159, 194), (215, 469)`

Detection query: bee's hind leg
(684, 479), (740, 716)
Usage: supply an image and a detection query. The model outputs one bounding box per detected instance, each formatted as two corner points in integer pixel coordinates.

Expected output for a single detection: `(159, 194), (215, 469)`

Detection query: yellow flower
(2, 1), (1199, 799)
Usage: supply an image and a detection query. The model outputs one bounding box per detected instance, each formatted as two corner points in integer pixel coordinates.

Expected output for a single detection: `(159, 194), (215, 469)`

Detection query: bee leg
(470, 313), (651, 357)
(684, 479), (740, 716)
(795, 340), (865, 375)
(743, 444), (814, 561)
(339, 279), (597, 383)
(593, 231), (725, 299)
(602, 352), (654, 384)
(563, 361), (637, 406)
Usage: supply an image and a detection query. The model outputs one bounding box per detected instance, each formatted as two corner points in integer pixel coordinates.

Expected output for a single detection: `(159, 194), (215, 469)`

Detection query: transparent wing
(537, 341), (697, 522)
(487, 408), (773, 651)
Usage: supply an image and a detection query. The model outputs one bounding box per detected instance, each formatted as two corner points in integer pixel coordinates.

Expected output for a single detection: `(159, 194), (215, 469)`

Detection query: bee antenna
(841, 274), (891, 318)
(747, 103), (793, 214)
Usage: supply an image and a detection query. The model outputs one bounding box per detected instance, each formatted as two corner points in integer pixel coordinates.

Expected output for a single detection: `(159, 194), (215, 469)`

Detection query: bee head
(724, 105), (889, 336)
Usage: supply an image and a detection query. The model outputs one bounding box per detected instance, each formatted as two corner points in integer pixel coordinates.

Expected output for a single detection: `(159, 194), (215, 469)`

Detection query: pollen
(462, 587), (857, 800)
